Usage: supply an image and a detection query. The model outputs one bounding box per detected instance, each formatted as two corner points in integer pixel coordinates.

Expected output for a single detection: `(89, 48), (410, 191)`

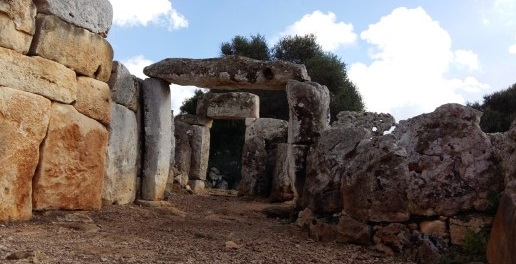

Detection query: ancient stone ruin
(1, 1), (516, 263)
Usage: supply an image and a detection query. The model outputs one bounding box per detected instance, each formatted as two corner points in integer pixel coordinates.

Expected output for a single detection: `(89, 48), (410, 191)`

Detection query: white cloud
(509, 44), (516, 55)
(453, 50), (480, 71)
(349, 7), (489, 121)
(280, 10), (357, 51)
(121, 55), (200, 115)
(109, 0), (188, 30)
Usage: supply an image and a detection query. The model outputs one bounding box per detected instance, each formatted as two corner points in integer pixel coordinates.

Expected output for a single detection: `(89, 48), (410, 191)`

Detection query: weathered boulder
(487, 188), (516, 264)
(393, 104), (503, 216)
(103, 104), (138, 205)
(240, 118), (288, 196)
(141, 78), (172, 201)
(188, 125), (210, 181)
(0, 87), (51, 221)
(286, 80), (330, 144)
(143, 55), (310, 90)
(303, 127), (370, 214)
(0, 0), (36, 34)
(332, 111), (395, 136)
(30, 14), (113, 82)
(449, 214), (492, 245)
(0, 46), (77, 103)
(0, 3), (35, 54)
(188, 180), (205, 193)
(74, 77), (111, 126)
(270, 144), (294, 202)
(33, 0), (113, 36)
(341, 134), (411, 222)
(197, 92), (259, 119)
(489, 120), (516, 187)
(107, 62), (140, 112)
(33, 103), (108, 210)
(175, 114), (213, 128)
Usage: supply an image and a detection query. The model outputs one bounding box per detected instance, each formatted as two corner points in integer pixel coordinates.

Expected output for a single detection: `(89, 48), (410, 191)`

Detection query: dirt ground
(0, 190), (411, 264)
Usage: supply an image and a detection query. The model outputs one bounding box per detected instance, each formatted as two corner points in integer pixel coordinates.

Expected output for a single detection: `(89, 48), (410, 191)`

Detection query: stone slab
(74, 77), (111, 126)
(197, 92), (259, 119)
(0, 46), (77, 103)
(141, 78), (172, 201)
(188, 125), (210, 181)
(0, 87), (51, 221)
(0, 0), (36, 34)
(175, 114), (213, 128)
(270, 143), (294, 202)
(33, 0), (113, 36)
(33, 103), (108, 210)
(487, 191), (516, 264)
(144, 55), (310, 90)
(0, 12), (33, 54)
(108, 61), (139, 112)
(103, 104), (138, 205)
(30, 14), (113, 82)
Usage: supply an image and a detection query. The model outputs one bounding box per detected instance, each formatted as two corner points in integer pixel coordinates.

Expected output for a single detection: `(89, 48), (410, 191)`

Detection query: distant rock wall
(0, 0), (114, 220)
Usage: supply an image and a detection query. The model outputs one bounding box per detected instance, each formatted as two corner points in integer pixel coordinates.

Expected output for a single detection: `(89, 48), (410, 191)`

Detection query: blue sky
(107, 0), (516, 121)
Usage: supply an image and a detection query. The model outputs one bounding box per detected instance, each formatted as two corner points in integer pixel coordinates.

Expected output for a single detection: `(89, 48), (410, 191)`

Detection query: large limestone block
(0, 12), (33, 54)
(0, 0), (36, 34)
(239, 137), (267, 196)
(332, 111), (395, 136)
(33, 103), (108, 210)
(74, 77), (111, 126)
(489, 120), (516, 187)
(245, 118), (288, 141)
(173, 119), (192, 182)
(103, 104), (138, 205)
(33, 0), (113, 36)
(289, 144), (310, 202)
(144, 55), (311, 90)
(168, 110), (176, 187)
(30, 14), (113, 82)
(197, 92), (259, 119)
(141, 78), (172, 201)
(287, 80), (330, 144)
(0, 46), (77, 103)
(188, 125), (210, 181)
(303, 127), (370, 214)
(487, 190), (516, 264)
(0, 87), (51, 221)
(393, 104), (503, 216)
(270, 143), (294, 202)
(175, 114), (213, 128)
(108, 62), (139, 112)
(341, 135), (411, 222)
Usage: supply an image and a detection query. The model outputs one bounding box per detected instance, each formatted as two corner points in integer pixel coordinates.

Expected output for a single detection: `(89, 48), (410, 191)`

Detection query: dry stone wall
(0, 0), (114, 220)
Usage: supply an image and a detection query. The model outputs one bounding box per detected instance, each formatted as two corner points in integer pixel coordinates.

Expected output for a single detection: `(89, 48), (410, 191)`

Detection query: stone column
(141, 78), (172, 201)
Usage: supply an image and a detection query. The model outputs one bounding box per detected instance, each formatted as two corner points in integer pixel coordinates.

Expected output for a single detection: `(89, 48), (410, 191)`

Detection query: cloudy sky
(107, 0), (516, 121)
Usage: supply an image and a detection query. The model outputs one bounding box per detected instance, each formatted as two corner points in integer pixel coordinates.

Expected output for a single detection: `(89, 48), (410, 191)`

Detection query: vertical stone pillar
(141, 78), (172, 201)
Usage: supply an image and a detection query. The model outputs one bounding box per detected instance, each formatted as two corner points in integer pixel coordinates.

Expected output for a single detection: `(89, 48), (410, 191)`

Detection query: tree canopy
(468, 83), (516, 133)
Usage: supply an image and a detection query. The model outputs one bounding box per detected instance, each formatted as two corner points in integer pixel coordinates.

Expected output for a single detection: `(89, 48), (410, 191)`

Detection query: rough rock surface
(103, 104), (138, 205)
(188, 125), (210, 181)
(333, 111), (395, 136)
(0, 87), (51, 221)
(173, 119), (192, 184)
(108, 61), (139, 112)
(487, 189), (516, 264)
(188, 180), (205, 193)
(168, 111), (176, 189)
(0, 12), (33, 54)
(74, 77), (111, 126)
(143, 55), (310, 90)
(0, 46), (77, 103)
(286, 80), (330, 144)
(240, 118), (288, 197)
(33, 0), (113, 36)
(489, 120), (516, 186)
(393, 104), (502, 216)
(270, 144), (294, 202)
(175, 114), (213, 128)
(141, 78), (172, 201)
(0, 0), (36, 35)
(303, 127), (370, 214)
(197, 92), (259, 119)
(308, 215), (371, 245)
(30, 14), (113, 82)
(449, 214), (493, 245)
(341, 135), (411, 222)
(289, 144), (310, 202)
(33, 103), (108, 211)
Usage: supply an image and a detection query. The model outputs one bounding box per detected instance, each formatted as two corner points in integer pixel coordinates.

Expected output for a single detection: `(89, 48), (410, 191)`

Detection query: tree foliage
(179, 89), (206, 115)
(468, 83), (516, 133)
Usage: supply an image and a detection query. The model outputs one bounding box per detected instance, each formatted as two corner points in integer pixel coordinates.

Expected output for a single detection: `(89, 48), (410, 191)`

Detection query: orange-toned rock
(0, 87), (51, 220)
(30, 14), (113, 82)
(74, 77), (111, 126)
(487, 190), (516, 264)
(0, 0), (36, 34)
(33, 103), (108, 211)
(0, 46), (77, 103)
